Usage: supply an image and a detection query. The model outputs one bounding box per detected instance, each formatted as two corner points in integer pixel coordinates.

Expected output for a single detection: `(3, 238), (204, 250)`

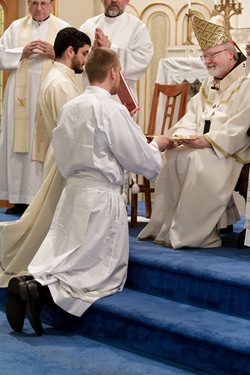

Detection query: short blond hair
(85, 47), (120, 83)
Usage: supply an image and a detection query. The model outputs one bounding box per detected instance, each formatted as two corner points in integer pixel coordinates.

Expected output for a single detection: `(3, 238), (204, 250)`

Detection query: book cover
(117, 71), (139, 112)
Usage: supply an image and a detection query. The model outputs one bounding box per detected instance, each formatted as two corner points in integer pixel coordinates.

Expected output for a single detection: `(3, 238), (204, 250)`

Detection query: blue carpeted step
(39, 288), (250, 375)
(127, 247), (250, 318)
(1, 208), (249, 374)
(126, 222), (250, 319)
(0, 308), (206, 375)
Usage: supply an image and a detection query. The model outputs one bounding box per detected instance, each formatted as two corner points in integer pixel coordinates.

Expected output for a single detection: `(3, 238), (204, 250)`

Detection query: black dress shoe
(6, 275), (34, 332)
(220, 224), (234, 234)
(18, 280), (45, 336)
(5, 204), (29, 215)
(238, 229), (247, 248)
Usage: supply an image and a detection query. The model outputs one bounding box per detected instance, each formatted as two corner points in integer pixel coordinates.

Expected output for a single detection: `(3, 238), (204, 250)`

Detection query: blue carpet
(0, 309), (201, 375)
(0, 207), (22, 221)
(0, 204), (250, 374)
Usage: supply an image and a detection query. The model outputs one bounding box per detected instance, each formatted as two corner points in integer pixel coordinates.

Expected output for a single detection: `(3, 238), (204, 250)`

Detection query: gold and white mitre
(192, 14), (232, 51)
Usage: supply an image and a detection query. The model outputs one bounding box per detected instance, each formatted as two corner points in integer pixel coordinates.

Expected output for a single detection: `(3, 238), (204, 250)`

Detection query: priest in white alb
(0, 0), (69, 215)
(80, 0), (153, 99)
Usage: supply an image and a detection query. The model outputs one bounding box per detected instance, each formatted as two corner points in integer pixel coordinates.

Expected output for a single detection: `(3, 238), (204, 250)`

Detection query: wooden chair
(130, 82), (190, 227)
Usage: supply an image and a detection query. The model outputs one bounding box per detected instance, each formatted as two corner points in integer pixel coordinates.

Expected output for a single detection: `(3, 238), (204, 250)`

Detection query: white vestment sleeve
(0, 24), (23, 70)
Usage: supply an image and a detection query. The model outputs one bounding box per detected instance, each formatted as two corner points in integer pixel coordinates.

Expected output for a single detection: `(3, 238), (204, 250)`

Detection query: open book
(117, 71), (139, 112)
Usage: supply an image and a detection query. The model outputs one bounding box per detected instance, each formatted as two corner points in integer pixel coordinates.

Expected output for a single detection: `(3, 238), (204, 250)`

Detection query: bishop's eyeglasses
(200, 49), (229, 61)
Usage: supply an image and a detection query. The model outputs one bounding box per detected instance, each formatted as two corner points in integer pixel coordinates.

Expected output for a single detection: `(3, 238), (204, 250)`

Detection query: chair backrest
(147, 82), (189, 135)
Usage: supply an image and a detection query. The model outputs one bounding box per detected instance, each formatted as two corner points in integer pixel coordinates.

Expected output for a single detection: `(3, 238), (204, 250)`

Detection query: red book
(117, 71), (139, 112)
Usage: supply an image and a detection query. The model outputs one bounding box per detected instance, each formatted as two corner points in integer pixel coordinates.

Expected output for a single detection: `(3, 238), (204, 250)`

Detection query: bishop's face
(201, 44), (235, 79)
(28, 0), (54, 22)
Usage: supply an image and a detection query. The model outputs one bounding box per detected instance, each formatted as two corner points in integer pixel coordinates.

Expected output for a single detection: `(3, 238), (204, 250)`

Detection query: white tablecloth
(156, 57), (208, 84)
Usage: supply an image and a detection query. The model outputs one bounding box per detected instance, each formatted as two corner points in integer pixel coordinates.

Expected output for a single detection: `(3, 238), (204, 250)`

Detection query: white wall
(18, 1), (250, 31)
(56, 0), (95, 28)
(18, 0), (95, 27)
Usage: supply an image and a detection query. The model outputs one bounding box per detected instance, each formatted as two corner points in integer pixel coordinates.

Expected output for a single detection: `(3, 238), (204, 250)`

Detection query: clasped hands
(21, 40), (55, 60)
(93, 27), (111, 49)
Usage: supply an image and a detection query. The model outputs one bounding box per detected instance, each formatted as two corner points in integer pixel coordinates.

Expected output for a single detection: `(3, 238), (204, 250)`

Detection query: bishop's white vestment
(138, 62), (250, 249)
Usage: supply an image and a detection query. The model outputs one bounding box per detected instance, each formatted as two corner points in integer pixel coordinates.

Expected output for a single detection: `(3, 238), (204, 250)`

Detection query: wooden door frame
(1, 0), (18, 27)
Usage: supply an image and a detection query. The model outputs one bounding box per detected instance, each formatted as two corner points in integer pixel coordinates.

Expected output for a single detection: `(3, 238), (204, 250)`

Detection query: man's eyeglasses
(200, 49), (229, 61)
(29, 1), (53, 8)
